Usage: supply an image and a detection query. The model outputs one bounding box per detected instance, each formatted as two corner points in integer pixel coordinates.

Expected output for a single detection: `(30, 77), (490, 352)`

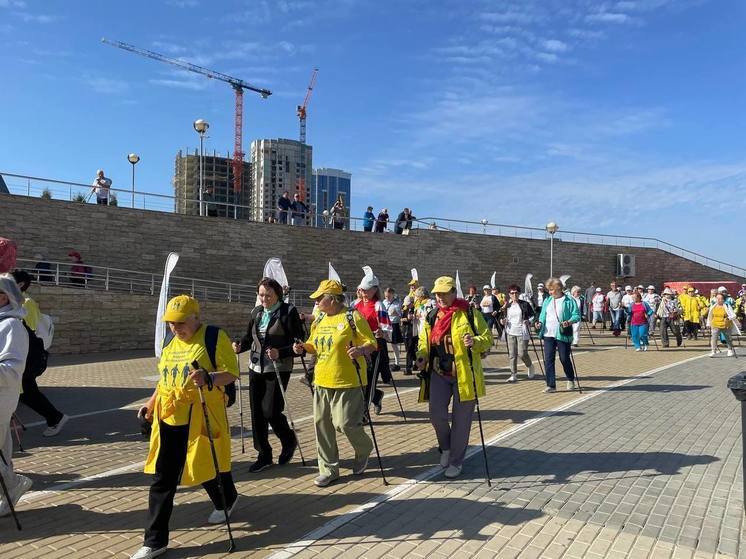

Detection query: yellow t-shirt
(157, 324), (239, 426)
(22, 297), (40, 332)
(711, 306), (728, 329)
(307, 310), (376, 389)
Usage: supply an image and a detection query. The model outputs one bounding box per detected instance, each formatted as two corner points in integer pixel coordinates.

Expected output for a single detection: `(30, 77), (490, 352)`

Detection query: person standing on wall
(290, 193), (309, 226)
(233, 278), (306, 473)
(362, 206), (375, 232)
(90, 169), (112, 205)
(374, 208), (389, 233)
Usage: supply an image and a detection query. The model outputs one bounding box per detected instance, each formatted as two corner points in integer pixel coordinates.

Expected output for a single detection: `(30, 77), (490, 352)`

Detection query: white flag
(490, 271), (496, 290)
(328, 262), (341, 282)
(257, 257), (290, 306)
(155, 252), (179, 358)
(455, 270), (464, 299)
(411, 268), (418, 282)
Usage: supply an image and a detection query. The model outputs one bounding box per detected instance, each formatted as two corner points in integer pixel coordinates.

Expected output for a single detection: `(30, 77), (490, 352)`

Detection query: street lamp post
(481, 218), (488, 234)
(127, 153), (140, 209)
(193, 119), (210, 217)
(546, 221), (559, 277)
(322, 209), (329, 229)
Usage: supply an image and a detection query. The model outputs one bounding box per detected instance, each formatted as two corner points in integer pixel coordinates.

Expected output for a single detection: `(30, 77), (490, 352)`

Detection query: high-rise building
(250, 139), (312, 223)
(173, 149), (252, 219)
(311, 168), (351, 228)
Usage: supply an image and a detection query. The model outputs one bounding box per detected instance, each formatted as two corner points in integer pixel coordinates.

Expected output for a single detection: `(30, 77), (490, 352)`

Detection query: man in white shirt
(607, 282), (623, 335)
(621, 286), (635, 332)
(91, 169), (112, 205)
(643, 285), (660, 334)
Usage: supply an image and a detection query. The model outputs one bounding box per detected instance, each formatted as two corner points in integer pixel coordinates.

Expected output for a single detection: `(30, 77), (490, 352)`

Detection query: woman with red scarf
(354, 272), (392, 416)
(415, 276), (492, 479)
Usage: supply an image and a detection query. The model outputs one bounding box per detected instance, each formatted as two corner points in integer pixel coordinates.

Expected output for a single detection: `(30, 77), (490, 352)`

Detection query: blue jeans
(630, 323), (649, 348)
(610, 309), (622, 330)
(543, 337), (575, 389)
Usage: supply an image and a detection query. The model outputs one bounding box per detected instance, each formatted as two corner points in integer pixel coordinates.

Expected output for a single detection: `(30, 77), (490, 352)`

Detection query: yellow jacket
(416, 307), (492, 403)
(679, 293), (701, 322)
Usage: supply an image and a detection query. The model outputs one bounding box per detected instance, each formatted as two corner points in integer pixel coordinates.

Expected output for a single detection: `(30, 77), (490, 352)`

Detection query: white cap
(595, 287), (602, 292)
(647, 285), (655, 290)
(358, 275), (380, 290)
(663, 288), (672, 295)
(625, 285), (632, 291)
(482, 285), (491, 290)
(637, 284), (644, 289)
(718, 286), (727, 293)
(537, 283), (545, 288)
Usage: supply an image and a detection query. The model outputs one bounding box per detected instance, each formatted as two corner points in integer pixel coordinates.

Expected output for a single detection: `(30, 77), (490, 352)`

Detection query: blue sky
(2, 0), (745, 267)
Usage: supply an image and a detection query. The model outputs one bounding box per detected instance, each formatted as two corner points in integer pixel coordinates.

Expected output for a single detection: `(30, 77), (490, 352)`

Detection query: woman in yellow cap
(293, 280), (377, 487)
(415, 276), (492, 479)
(131, 295), (239, 559)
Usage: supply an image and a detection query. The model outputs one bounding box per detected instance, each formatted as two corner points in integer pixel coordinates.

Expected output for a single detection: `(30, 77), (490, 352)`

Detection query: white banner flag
(155, 252), (179, 358)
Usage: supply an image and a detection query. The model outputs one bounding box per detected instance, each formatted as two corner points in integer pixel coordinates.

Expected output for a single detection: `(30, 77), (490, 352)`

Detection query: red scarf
(431, 298), (470, 345)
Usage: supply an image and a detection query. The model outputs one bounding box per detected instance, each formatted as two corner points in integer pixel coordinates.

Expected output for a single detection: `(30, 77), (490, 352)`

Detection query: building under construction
(173, 149), (252, 219)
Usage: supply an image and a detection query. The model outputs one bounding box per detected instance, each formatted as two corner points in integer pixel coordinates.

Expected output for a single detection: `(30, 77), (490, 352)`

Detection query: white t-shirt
(506, 303), (524, 336)
(92, 176), (112, 200)
(592, 294), (605, 312)
(622, 294), (634, 308)
(480, 295), (493, 314)
(544, 295), (565, 339)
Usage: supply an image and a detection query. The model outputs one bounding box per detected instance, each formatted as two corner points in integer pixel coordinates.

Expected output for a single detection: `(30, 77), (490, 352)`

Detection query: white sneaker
(527, 365), (535, 379)
(543, 386), (556, 393)
(439, 450), (450, 468)
(130, 546), (167, 559)
(567, 380), (577, 391)
(207, 495), (239, 524)
(0, 475), (32, 517)
(635, 348), (641, 352)
(709, 352), (717, 358)
(313, 473), (339, 487)
(444, 464), (462, 479)
(506, 374), (517, 383)
(728, 350), (735, 357)
(642, 345), (648, 352)
(43, 414), (69, 437)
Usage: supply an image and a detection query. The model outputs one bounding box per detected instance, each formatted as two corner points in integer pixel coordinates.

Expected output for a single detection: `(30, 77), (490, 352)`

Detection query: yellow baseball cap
(408, 278), (419, 286)
(310, 279), (344, 299)
(431, 276), (456, 294)
(162, 294), (200, 322)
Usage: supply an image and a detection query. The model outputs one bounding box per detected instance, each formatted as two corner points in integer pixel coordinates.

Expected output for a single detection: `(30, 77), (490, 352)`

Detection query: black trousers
(405, 334), (419, 373)
(660, 318), (682, 347)
(364, 340), (390, 407)
(19, 374), (63, 427)
(249, 370), (294, 459)
(144, 422), (237, 549)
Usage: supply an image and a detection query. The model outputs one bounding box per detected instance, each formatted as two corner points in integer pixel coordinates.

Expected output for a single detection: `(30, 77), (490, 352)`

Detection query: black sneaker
(403, 369), (413, 376)
(249, 456), (273, 473)
(390, 364), (401, 372)
(278, 439), (297, 465)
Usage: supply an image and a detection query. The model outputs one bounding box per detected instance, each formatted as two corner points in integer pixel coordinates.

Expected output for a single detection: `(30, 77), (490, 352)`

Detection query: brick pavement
(0, 331), (741, 558)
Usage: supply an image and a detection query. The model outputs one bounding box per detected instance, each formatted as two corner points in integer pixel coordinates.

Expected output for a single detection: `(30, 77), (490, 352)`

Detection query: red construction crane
(297, 68), (318, 144)
(102, 37), (271, 194)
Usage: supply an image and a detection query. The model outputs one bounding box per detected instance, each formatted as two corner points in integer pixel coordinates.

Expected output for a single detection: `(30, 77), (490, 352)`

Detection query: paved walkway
(1, 332), (743, 558)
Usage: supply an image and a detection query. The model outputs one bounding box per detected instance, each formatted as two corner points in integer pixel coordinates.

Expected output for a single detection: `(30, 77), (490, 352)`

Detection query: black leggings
(19, 374), (63, 427)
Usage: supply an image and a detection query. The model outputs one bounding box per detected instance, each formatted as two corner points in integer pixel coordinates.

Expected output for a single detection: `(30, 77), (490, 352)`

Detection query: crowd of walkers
(2, 236), (744, 559)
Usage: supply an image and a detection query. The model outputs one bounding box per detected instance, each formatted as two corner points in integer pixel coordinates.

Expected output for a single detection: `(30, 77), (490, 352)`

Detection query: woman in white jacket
(0, 273), (31, 517)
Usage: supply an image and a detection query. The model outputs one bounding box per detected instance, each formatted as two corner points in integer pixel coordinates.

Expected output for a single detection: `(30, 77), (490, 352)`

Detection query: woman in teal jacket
(535, 277), (581, 393)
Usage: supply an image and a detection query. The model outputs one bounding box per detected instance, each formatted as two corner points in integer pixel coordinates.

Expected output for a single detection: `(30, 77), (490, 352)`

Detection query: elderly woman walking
(627, 291), (655, 351)
(0, 274), (32, 517)
(707, 292), (739, 358)
(416, 276), (492, 479)
(233, 278), (306, 473)
(500, 284), (536, 382)
(293, 280), (377, 487)
(535, 277), (581, 393)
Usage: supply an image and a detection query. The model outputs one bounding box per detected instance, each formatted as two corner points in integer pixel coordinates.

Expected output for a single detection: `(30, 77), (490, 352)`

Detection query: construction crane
(101, 37), (271, 194)
(297, 68), (318, 144)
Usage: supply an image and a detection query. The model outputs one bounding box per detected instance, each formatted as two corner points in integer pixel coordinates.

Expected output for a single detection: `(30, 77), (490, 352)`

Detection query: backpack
(35, 313), (54, 350)
(22, 322), (49, 378)
(163, 324), (236, 407)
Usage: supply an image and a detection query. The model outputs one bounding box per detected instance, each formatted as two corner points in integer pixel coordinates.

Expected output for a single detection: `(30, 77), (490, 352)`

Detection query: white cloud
(86, 77), (130, 94)
(0, 0), (26, 7)
(152, 41), (188, 55)
(543, 39), (568, 52)
(15, 11), (57, 23)
(165, 0), (199, 7)
(585, 12), (634, 24)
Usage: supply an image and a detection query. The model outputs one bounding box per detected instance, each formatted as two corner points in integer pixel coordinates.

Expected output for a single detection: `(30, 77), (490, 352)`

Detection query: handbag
(554, 299), (573, 337)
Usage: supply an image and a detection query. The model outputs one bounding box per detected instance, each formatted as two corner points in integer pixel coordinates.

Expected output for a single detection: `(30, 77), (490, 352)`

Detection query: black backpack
(163, 325), (236, 407)
(23, 322), (49, 378)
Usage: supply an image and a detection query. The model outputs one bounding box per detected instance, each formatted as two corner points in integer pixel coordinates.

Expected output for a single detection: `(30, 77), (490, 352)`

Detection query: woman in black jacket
(500, 284), (536, 383)
(233, 278), (305, 473)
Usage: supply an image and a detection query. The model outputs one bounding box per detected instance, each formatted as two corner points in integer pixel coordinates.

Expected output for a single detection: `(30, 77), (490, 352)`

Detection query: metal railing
(16, 258), (257, 303)
(4, 171), (744, 278)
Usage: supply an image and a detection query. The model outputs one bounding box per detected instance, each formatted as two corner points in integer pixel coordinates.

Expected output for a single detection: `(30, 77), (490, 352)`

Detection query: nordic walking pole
(528, 330), (545, 379)
(235, 352), (245, 454)
(567, 347), (583, 394)
(269, 356), (306, 466)
(387, 361), (408, 422)
(191, 361), (236, 552)
(466, 347), (491, 487)
(0, 450), (22, 530)
(583, 319), (596, 345)
(350, 342), (388, 485)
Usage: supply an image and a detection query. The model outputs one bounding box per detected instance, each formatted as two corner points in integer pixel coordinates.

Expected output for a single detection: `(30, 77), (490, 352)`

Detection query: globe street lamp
(193, 119), (210, 217)
(480, 218), (488, 234)
(322, 209), (329, 229)
(127, 153), (140, 209)
(546, 221), (559, 277)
